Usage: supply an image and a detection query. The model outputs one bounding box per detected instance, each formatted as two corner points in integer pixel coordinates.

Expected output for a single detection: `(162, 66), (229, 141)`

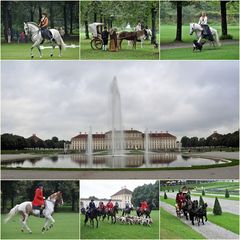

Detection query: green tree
(225, 189), (230, 198)
(199, 196), (204, 207)
(213, 197), (222, 215)
(164, 192), (168, 199)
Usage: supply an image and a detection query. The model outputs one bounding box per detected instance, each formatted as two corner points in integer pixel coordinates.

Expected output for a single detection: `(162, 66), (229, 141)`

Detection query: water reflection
(1, 153), (225, 169)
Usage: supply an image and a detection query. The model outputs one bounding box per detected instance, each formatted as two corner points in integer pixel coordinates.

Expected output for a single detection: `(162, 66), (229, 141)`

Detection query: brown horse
(118, 31), (146, 50)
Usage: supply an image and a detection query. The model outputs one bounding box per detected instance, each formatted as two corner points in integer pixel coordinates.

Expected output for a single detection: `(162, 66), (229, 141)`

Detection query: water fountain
(87, 126), (93, 167)
(109, 76), (125, 167)
(144, 128), (150, 167)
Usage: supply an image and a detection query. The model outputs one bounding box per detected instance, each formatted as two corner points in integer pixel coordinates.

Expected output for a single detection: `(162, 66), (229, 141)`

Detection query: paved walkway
(161, 201), (239, 239)
(1, 164), (239, 180)
(163, 192), (239, 215)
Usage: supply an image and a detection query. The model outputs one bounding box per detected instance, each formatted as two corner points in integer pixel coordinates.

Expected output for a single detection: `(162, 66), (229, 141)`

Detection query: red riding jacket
(32, 187), (45, 206)
(106, 201), (113, 209)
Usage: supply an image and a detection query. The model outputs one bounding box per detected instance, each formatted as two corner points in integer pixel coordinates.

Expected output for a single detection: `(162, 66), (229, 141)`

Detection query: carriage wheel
(90, 39), (102, 50)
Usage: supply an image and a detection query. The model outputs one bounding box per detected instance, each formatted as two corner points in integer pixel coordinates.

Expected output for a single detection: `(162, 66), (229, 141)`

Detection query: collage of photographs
(0, 0), (239, 239)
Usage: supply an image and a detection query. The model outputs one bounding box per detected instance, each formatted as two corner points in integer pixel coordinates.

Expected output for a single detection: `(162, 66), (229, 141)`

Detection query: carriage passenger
(176, 191), (186, 209)
(32, 183), (45, 217)
(101, 26), (109, 51)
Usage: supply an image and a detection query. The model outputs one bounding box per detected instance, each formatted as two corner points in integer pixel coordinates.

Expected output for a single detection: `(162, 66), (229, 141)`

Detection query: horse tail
(4, 204), (19, 223)
(214, 30), (221, 46)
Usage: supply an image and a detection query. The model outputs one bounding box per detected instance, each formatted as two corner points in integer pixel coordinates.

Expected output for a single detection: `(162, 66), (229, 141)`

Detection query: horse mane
(27, 22), (40, 28)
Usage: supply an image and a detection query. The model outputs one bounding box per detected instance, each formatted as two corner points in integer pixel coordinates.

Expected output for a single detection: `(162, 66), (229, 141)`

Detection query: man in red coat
(106, 199), (113, 212)
(32, 183), (45, 217)
(140, 200), (148, 211)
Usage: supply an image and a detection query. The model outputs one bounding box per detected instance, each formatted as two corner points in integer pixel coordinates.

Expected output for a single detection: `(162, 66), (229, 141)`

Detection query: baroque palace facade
(70, 128), (177, 151)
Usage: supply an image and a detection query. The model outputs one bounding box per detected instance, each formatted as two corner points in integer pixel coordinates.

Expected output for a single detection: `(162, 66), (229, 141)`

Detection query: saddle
(40, 28), (53, 44)
(201, 25), (214, 41)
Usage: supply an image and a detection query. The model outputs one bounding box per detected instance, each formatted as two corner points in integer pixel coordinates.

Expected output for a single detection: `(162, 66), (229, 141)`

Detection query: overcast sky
(80, 180), (156, 199)
(1, 61), (238, 140)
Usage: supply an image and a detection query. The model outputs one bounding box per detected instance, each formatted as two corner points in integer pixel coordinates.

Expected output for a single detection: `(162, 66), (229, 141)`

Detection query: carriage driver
(39, 12), (53, 41)
(198, 11), (213, 41)
(32, 183), (45, 218)
(106, 199), (114, 212)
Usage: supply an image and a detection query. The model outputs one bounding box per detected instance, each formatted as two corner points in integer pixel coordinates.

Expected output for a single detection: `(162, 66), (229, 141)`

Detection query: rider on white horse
(39, 13), (53, 42)
(198, 11), (214, 41)
(32, 183), (45, 217)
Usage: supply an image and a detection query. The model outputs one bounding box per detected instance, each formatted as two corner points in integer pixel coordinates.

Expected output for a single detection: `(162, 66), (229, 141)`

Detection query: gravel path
(163, 192), (239, 215)
(161, 201), (239, 239)
(2, 165), (239, 180)
(161, 40), (238, 50)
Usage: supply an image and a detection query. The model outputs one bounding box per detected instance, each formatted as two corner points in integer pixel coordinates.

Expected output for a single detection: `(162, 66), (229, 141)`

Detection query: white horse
(189, 23), (220, 47)
(24, 22), (66, 58)
(4, 191), (63, 234)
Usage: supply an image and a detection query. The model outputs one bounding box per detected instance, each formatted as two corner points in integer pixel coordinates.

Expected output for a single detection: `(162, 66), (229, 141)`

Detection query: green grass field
(160, 44), (239, 60)
(208, 212), (239, 235)
(1, 41), (79, 60)
(80, 33), (159, 60)
(1, 212), (79, 239)
(160, 208), (205, 239)
(80, 210), (159, 239)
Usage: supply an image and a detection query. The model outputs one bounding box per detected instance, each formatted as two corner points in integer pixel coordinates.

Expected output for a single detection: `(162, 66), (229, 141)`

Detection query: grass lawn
(208, 212), (239, 235)
(191, 193), (239, 201)
(80, 33), (159, 60)
(161, 181), (239, 193)
(1, 212), (79, 239)
(1, 41), (79, 60)
(160, 25), (239, 44)
(80, 210), (159, 239)
(160, 208), (205, 239)
(160, 43), (239, 60)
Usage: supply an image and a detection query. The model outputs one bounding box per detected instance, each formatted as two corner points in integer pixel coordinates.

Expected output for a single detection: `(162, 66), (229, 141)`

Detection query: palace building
(70, 128), (177, 151)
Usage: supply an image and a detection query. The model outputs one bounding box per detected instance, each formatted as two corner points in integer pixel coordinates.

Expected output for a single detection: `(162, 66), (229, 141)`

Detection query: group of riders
(85, 198), (149, 215)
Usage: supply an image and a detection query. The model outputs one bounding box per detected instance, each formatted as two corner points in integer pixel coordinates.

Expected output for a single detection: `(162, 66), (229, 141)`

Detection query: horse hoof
(31, 56), (34, 59)
(29, 231), (32, 234)
(21, 229), (24, 232)
(50, 54), (53, 58)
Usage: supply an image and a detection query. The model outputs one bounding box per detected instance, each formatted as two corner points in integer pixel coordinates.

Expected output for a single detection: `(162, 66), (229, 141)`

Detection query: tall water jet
(109, 77), (125, 163)
(144, 129), (150, 167)
(87, 126), (93, 167)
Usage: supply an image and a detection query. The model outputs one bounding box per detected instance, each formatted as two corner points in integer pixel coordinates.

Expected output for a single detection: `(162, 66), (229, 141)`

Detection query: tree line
(81, 1), (159, 44)
(1, 181), (79, 213)
(131, 181), (159, 210)
(1, 133), (69, 150)
(181, 130), (239, 148)
(1, 1), (79, 41)
(160, 0), (239, 41)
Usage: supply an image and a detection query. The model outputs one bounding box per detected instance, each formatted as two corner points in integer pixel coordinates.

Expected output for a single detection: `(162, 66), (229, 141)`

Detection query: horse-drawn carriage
(88, 22), (104, 50)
